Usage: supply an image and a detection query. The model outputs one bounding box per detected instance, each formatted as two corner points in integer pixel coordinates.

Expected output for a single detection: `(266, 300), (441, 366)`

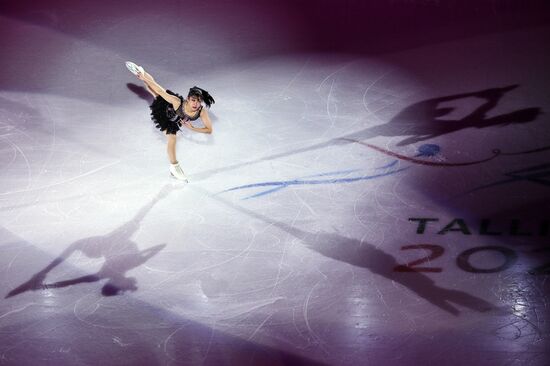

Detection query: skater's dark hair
(188, 86), (215, 108)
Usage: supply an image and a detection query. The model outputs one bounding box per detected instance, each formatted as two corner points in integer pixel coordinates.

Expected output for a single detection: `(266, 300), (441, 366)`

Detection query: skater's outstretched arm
(137, 71), (181, 109)
(182, 108), (213, 134)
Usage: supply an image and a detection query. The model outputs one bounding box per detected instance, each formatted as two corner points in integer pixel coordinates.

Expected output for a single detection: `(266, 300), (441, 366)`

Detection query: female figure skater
(127, 62), (215, 181)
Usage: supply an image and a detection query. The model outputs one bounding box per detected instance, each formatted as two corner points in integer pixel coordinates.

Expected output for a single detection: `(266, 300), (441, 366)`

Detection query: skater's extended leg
(138, 70), (180, 108)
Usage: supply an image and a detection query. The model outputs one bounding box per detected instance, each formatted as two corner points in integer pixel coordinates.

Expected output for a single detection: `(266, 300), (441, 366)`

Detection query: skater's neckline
(177, 100), (202, 120)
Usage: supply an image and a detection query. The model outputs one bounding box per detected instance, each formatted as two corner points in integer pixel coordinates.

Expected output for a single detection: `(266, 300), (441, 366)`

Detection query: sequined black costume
(150, 90), (202, 135)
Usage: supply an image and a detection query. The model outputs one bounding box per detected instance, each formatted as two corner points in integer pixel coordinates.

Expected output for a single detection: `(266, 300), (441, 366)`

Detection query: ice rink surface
(0, 1), (549, 365)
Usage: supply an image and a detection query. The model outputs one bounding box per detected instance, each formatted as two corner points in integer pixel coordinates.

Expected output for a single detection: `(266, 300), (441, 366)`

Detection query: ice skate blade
(170, 173), (189, 183)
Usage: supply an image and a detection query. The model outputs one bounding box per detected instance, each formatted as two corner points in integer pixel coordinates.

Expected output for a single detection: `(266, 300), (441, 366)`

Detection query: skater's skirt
(150, 90), (184, 135)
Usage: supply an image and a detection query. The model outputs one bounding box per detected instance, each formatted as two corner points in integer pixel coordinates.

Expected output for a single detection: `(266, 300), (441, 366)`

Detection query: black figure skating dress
(150, 90), (202, 135)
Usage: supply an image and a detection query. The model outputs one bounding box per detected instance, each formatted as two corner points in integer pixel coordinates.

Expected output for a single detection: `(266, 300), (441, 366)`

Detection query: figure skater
(126, 61), (215, 181)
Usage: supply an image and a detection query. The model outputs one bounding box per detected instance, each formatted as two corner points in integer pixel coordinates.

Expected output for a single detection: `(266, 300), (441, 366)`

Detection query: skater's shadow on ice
(375, 84), (541, 146)
(127, 83), (154, 104)
(5, 185), (172, 298)
(201, 189), (496, 316)
(304, 231), (495, 316)
(277, 221), (495, 316)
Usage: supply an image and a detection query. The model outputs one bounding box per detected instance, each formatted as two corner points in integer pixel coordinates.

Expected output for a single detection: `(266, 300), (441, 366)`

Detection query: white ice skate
(125, 61), (144, 76)
(169, 163), (189, 182)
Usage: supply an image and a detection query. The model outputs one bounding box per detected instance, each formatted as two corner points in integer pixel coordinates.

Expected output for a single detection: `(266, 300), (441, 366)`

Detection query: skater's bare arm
(137, 72), (181, 109)
(182, 109), (212, 134)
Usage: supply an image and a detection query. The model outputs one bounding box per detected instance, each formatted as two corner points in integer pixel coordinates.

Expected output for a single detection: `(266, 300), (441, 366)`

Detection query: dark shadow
(355, 85), (541, 148)
(466, 162), (550, 195)
(192, 85), (541, 180)
(126, 83), (154, 104)
(302, 231), (494, 316)
(5, 185), (172, 298)
(1, 0), (549, 61)
(193, 186), (496, 316)
(375, 85), (541, 146)
(287, 0), (550, 55)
